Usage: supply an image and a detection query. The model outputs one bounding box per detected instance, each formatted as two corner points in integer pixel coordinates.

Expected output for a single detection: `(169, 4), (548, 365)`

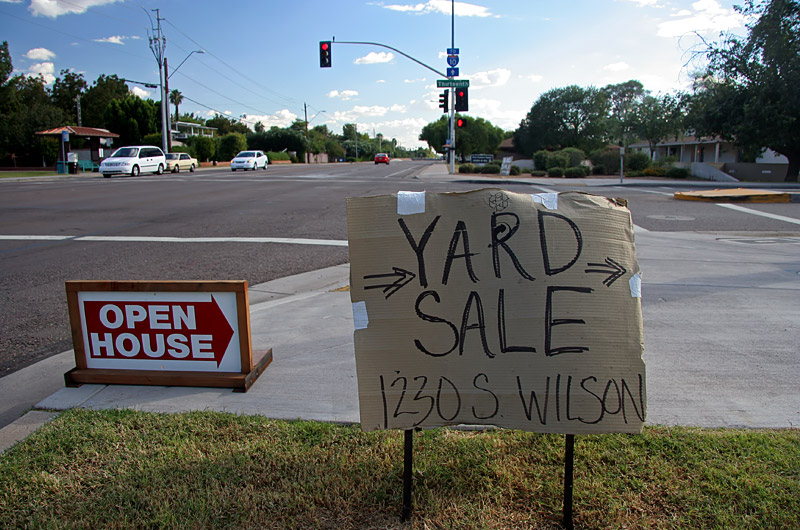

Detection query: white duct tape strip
(531, 192), (559, 210)
(629, 272), (642, 298)
(352, 301), (369, 330)
(397, 191), (426, 215)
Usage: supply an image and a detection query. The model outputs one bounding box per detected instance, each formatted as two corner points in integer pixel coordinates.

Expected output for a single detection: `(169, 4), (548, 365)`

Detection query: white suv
(100, 146), (166, 177)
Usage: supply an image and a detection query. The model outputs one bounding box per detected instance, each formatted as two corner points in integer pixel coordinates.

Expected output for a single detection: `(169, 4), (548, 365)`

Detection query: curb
(673, 188), (796, 203)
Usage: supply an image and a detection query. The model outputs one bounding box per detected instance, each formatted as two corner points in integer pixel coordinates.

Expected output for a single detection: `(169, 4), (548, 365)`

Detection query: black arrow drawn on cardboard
(364, 267), (417, 299)
(585, 257), (627, 287)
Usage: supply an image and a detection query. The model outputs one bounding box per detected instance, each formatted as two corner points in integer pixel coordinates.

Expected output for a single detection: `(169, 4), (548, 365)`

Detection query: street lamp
(164, 49), (204, 151)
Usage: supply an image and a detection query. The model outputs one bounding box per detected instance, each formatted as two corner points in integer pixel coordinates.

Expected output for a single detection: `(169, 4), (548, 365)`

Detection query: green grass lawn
(1, 409), (797, 529)
(0, 171), (60, 178)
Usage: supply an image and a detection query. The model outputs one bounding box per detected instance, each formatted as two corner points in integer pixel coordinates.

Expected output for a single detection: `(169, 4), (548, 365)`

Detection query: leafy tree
(169, 89), (183, 122)
(51, 70), (88, 125)
(631, 94), (683, 158)
(419, 116), (449, 155)
(0, 41), (12, 86)
(514, 85), (609, 156)
(601, 80), (646, 145)
(206, 115), (249, 135)
(0, 74), (64, 164)
(688, 0), (800, 181)
(254, 121), (265, 133)
(81, 74), (128, 128)
(103, 95), (157, 146)
(218, 132), (247, 161)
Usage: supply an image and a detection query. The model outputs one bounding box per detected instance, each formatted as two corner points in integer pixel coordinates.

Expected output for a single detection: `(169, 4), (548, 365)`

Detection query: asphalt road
(1, 161), (799, 376)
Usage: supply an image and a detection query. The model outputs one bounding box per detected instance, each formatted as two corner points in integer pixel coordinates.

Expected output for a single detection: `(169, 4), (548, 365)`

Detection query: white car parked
(100, 146), (166, 177)
(230, 150), (268, 171)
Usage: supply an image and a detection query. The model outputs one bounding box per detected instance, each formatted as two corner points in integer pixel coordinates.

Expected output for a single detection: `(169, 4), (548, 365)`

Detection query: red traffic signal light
(319, 41), (331, 68)
(456, 117), (465, 127)
(455, 88), (468, 112)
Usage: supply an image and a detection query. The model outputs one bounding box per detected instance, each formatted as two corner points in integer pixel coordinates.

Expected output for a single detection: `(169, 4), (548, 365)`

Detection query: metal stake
(563, 434), (575, 530)
(401, 429), (414, 522)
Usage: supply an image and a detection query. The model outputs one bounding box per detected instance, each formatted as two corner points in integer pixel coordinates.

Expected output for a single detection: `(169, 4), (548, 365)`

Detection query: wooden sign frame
(65, 280), (271, 392)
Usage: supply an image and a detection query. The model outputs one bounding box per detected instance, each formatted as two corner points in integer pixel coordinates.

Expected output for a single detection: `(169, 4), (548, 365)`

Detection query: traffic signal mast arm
(324, 39), (448, 78)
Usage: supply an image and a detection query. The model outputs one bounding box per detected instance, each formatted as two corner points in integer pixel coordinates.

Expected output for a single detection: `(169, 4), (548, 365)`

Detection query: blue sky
(0, 0), (746, 149)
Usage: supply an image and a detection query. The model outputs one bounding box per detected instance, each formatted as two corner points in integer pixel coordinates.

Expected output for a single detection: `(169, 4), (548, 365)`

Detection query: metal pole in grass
(563, 434), (575, 530)
(401, 429), (414, 521)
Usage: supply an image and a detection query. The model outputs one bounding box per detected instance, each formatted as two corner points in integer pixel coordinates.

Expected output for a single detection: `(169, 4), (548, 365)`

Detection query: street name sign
(65, 280), (272, 391)
(347, 189), (646, 434)
(437, 79), (470, 88)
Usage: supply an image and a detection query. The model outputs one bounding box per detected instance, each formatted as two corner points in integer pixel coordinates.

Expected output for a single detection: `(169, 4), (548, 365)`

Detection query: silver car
(100, 146), (166, 177)
(230, 151), (268, 171)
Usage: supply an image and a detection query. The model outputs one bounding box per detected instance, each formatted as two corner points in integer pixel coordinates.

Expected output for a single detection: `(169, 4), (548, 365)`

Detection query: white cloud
(468, 98), (522, 130)
(620, 0), (662, 7)
(657, 0), (743, 37)
(389, 104), (407, 113)
(354, 51), (394, 64)
(328, 89), (359, 100)
(26, 61), (55, 84)
(519, 73), (543, 83)
(29, 0), (121, 18)
(383, 0), (494, 17)
(603, 62), (630, 72)
(376, 79), (386, 83)
(93, 35), (138, 45)
(130, 86), (151, 99)
(467, 68), (512, 89)
(243, 109), (297, 130)
(24, 47), (55, 61)
(404, 77), (426, 83)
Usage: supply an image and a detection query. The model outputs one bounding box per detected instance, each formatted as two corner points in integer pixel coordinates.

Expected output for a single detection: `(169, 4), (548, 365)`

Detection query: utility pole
(148, 8), (168, 154)
(164, 56), (172, 152)
(304, 102), (309, 163)
(449, 0), (456, 175)
(76, 94), (82, 127)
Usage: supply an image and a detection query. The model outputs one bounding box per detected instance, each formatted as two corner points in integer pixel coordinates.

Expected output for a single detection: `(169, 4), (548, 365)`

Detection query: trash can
(68, 162), (78, 174)
(57, 161), (67, 174)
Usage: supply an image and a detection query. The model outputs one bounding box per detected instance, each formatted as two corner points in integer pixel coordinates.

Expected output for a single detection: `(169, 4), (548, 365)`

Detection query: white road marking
(0, 235), (348, 246)
(718, 204), (800, 226)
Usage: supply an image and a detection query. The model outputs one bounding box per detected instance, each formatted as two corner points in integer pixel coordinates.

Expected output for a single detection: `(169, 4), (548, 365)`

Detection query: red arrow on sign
(82, 296), (235, 367)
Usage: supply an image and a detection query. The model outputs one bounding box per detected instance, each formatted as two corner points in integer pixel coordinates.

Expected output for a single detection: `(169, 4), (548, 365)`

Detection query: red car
(374, 153), (390, 165)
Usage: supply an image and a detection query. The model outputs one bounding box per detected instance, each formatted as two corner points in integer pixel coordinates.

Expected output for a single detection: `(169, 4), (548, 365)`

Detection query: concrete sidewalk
(2, 216), (799, 453)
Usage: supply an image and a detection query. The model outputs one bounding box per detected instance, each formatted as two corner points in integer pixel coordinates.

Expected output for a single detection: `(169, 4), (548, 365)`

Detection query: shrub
(590, 149), (620, 174)
(193, 136), (215, 162)
(667, 167), (690, 179)
(458, 163), (475, 174)
(267, 151), (291, 161)
(642, 166), (666, 177)
(592, 165), (606, 175)
(510, 165), (521, 175)
(546, 151), (569, 169)
(533, 150), (549, 171)
(548, 166), (564, 178)
(531, 170), (548, 177)
(564, 167), (585, 178)
(626, 151), (651, 171)
(142, 133), (162, 147)
(481, 164), (501, 174)
(217, 133), (247, 161)
(170, 145), (194, 156)
(561, 147), (586, 167)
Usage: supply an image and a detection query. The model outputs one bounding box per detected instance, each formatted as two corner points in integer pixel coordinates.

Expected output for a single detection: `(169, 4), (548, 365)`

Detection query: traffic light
(455, 88), (468, 112)
(456, 117), (465, 128)
(319, 41), (331, 68)
(438, 90), (449, 113)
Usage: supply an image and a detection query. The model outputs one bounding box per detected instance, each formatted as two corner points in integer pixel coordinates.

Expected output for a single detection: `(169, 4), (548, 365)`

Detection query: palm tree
(169, 89), (184, 123)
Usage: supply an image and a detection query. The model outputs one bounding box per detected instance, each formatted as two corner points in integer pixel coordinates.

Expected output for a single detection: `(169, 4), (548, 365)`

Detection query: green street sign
(437, 79), (470, 88)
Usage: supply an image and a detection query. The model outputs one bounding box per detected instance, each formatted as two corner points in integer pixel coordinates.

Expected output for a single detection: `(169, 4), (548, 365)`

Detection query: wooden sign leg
(401, 429), (414, 522)
(563, 434), (575, 530)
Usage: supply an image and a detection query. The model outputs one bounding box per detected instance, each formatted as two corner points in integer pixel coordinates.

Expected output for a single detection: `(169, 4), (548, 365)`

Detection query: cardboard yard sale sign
(346, 189), (646, 434)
